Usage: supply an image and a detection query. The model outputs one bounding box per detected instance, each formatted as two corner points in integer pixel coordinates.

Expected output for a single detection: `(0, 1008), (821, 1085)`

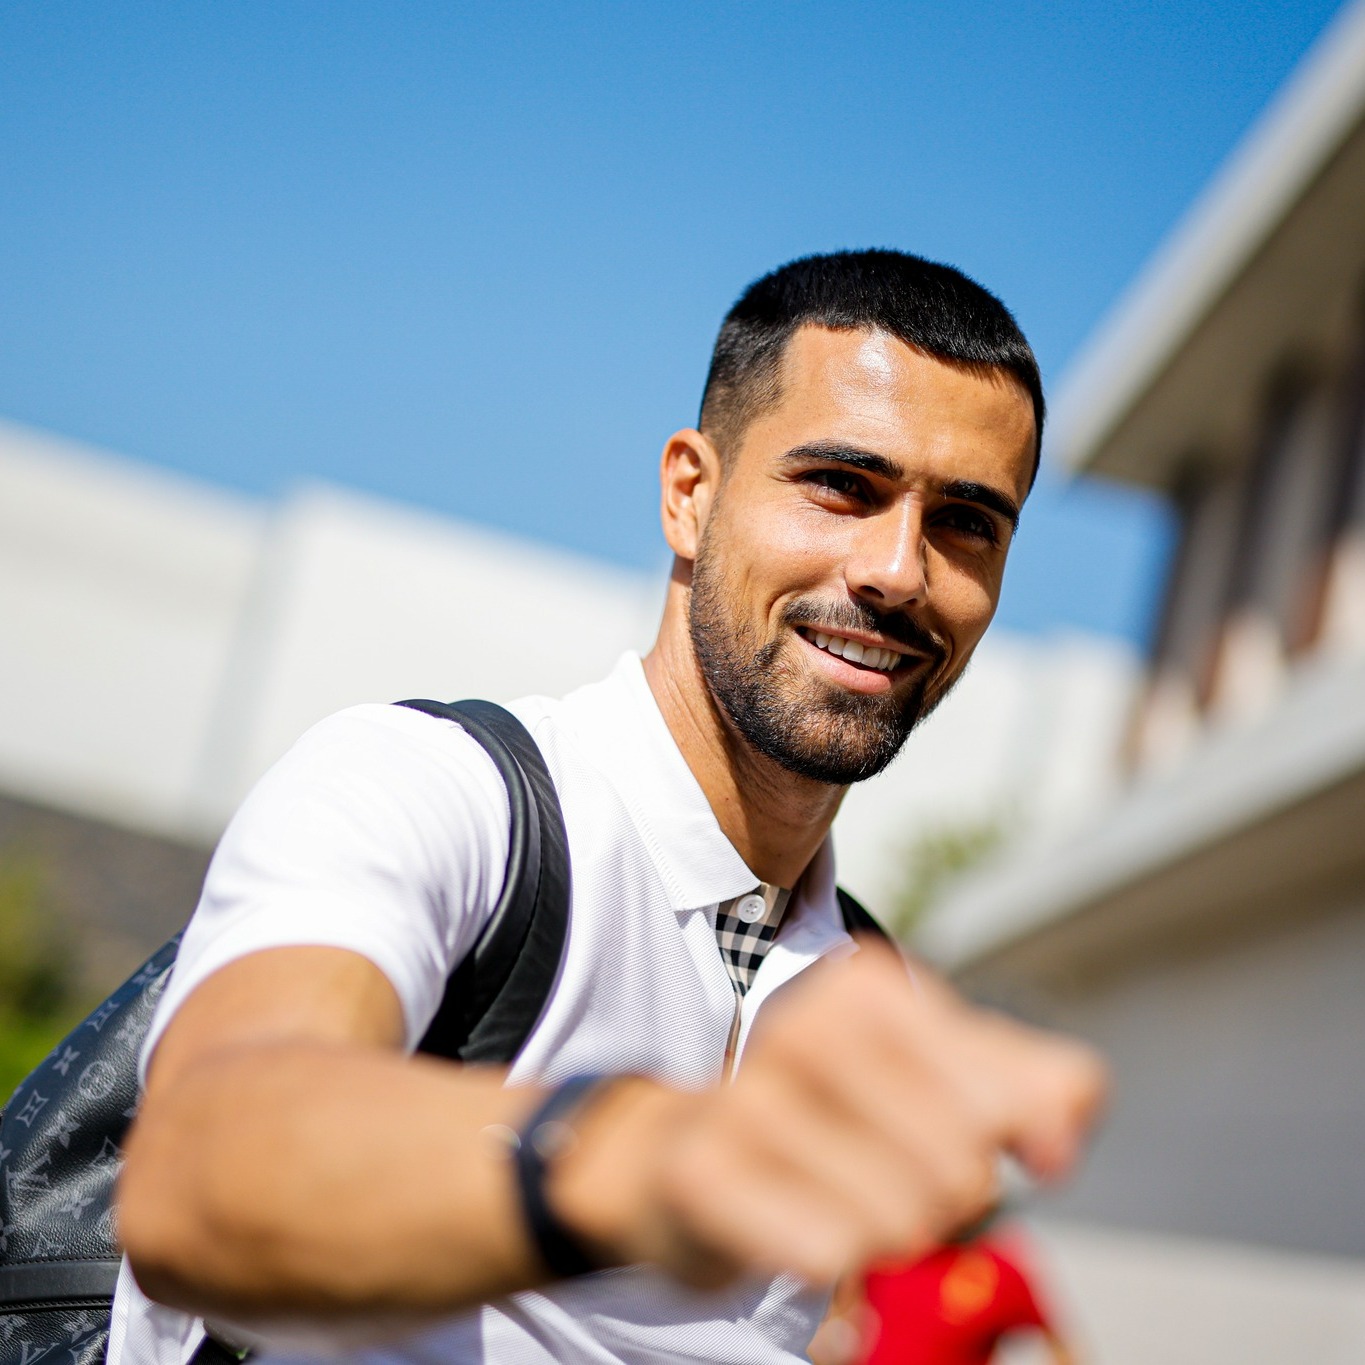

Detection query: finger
(738, 1071), (999, 1263)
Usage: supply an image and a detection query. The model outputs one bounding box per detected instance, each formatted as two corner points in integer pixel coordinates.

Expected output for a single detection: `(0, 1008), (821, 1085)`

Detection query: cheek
(933, 557), (1004, 644)
(728, 502), (843, 591)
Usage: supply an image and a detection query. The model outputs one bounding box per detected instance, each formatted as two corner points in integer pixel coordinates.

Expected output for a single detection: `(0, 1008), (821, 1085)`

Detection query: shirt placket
(716, 884), (788, 1079)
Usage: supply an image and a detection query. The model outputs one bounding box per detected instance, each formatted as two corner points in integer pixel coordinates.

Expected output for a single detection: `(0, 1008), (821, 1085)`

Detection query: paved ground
(1026, 1219), (1365, 1364)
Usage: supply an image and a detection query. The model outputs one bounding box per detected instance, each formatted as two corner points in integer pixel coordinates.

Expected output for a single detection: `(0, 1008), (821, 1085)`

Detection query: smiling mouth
(797, 627), (908, 674)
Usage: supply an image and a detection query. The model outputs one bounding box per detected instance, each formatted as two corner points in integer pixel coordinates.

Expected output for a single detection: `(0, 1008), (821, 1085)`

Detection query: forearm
(119, 1043), (550, 1320)
(119, 940), (1106, 1326)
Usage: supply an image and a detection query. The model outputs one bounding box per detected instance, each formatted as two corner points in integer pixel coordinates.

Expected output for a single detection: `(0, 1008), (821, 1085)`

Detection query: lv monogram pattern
(0, 938), (180, 1365)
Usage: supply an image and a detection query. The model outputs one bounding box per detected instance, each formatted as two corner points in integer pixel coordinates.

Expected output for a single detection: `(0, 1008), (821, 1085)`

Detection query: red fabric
(859, 1238), (1050, 1365)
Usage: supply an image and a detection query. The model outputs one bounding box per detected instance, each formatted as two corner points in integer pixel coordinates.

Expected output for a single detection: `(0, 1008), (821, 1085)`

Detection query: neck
(642, 585), (845, 889)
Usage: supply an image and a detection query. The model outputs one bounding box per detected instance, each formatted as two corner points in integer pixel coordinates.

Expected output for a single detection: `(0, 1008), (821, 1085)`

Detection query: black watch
(510, 1073), (616, 1279)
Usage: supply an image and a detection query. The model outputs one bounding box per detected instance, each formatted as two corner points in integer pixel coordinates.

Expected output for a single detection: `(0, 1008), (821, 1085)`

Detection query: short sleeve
(140, 703), (511, 1076)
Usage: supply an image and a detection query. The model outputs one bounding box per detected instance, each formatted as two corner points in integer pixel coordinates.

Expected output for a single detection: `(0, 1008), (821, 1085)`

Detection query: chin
(737, 675), (931, 785)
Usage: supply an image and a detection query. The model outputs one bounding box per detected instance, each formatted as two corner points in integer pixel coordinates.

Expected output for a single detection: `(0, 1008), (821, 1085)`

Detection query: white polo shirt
(110, 652), (855, 1365)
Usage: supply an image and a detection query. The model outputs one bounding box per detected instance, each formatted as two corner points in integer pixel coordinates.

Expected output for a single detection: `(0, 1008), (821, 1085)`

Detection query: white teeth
(802, 629), (901, 673)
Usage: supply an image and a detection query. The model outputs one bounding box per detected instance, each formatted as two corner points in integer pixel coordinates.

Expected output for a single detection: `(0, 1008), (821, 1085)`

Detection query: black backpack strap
(0, 1261), (123, 1307)
(396, 699), (571, 1064)
(836, 886), (890, 941)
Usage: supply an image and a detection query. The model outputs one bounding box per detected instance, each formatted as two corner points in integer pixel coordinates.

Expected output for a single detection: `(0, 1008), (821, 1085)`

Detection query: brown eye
(806, 469), (868, 500)
(939, 506), (998, 544)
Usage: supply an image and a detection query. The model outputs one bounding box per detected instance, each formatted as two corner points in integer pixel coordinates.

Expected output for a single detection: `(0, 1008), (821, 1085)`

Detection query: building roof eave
(1049, 0), (1365, 484)
(913, 650), (1365, 975)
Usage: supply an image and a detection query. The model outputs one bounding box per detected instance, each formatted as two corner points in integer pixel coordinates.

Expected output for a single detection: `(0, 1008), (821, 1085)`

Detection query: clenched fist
(550, 938), (1107, 1287)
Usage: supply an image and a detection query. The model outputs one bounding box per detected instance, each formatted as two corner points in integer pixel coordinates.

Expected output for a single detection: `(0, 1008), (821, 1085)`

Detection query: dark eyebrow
(778, 441), (905, 481)
(780, 442), (1021, 531)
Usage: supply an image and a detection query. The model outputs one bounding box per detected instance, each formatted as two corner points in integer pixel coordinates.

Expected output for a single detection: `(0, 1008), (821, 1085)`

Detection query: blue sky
(0, 1), (1347, 644)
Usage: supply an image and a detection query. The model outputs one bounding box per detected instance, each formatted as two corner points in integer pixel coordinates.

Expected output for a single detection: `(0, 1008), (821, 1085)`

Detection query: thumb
(1000, 1031), (1109, 1180)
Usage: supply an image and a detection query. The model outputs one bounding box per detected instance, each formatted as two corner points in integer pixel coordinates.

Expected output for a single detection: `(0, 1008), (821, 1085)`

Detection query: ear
(658, 428), (721, 562)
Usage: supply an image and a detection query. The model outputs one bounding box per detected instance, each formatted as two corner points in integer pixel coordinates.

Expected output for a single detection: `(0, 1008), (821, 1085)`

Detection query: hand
(550, 938), (1106, 1288)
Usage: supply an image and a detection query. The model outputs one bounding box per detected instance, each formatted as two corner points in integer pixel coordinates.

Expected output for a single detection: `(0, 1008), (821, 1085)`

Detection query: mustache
(782, 597), (949, 665)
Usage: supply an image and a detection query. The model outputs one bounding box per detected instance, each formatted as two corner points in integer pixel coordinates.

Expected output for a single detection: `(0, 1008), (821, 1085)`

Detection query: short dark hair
(699, 249), (1044, 481)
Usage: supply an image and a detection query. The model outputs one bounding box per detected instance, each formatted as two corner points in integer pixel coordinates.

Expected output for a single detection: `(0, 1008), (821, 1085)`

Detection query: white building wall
(186, 483), (665, 829)
(0, 422), (266, 834)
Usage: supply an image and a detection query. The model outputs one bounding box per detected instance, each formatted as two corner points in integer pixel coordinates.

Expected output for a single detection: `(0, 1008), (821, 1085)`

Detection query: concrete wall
(184, 482), (665, 831)
(0, 420), (662, 843)
(973, 885), (1365, 1259)
(0, 422), (266, 836)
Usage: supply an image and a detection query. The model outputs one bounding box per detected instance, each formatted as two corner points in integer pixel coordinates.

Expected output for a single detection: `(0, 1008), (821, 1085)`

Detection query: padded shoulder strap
(396, 699), (571, 1064)
(836, 886), (890, 941)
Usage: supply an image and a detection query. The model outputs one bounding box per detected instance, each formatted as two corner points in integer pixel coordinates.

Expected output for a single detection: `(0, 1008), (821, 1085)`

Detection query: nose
(845, 499), (927, 610)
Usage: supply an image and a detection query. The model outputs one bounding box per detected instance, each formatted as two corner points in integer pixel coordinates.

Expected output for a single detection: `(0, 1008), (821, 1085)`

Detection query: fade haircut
(699, 249), (1045, 482)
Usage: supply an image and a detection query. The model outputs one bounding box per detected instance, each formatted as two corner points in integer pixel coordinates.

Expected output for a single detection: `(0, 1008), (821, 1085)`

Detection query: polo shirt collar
(560, 653), (770, 910)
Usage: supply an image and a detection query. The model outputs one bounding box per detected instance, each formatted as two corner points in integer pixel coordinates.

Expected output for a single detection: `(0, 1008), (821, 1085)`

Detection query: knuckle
(869, 1190), (923, 1254)
(793, 1221), (859, 1285)
(662, 1130), (727, 1218)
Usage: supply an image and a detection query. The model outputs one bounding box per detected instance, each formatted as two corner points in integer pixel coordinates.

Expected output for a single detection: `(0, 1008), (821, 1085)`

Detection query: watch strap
(512, 1074), (612, 1279)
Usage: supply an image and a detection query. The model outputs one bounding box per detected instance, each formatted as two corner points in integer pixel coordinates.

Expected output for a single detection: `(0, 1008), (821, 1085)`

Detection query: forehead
(737, 324), (1037, 501)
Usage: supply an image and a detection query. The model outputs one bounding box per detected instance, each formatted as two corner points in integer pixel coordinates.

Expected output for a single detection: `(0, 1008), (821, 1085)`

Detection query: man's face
(689, 325), (1036, 785)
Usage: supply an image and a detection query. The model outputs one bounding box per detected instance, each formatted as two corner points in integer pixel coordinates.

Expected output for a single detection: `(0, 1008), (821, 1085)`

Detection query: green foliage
(888, 815), (1010, 939)
(0, 855), (79, 1106)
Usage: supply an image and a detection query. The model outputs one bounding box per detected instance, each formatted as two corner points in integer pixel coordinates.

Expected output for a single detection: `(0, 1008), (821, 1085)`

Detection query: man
(115, 250), (1105, 1365)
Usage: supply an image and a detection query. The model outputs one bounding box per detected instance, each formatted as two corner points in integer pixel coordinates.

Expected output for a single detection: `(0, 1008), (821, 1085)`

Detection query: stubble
(688, 524), (953, 786)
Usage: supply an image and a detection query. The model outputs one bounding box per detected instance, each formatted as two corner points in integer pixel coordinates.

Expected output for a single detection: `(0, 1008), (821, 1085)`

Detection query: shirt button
(736, 893), (766, 923)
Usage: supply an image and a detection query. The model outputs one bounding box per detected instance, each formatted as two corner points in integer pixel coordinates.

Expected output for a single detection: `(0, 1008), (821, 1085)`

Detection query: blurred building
(917, 2), (1365, 1359)
(0, 413), (1131, 992)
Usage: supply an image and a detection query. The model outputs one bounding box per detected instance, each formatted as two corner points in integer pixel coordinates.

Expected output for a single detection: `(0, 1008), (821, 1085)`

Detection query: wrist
(543, 1076), (692, 1268)
(508, 1075), (623, 1278)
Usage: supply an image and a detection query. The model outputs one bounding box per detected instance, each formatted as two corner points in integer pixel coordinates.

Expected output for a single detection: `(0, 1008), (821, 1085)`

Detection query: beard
(689, 531), (953, 786)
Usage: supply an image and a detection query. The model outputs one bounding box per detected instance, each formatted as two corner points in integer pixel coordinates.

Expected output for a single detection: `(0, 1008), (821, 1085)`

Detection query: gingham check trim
(715, 886), (792, 997)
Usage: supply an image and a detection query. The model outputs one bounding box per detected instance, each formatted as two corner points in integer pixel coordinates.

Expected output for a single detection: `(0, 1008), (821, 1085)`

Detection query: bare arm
(120, 938), (1106, 1326)
(118, 946), (550, 1321)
